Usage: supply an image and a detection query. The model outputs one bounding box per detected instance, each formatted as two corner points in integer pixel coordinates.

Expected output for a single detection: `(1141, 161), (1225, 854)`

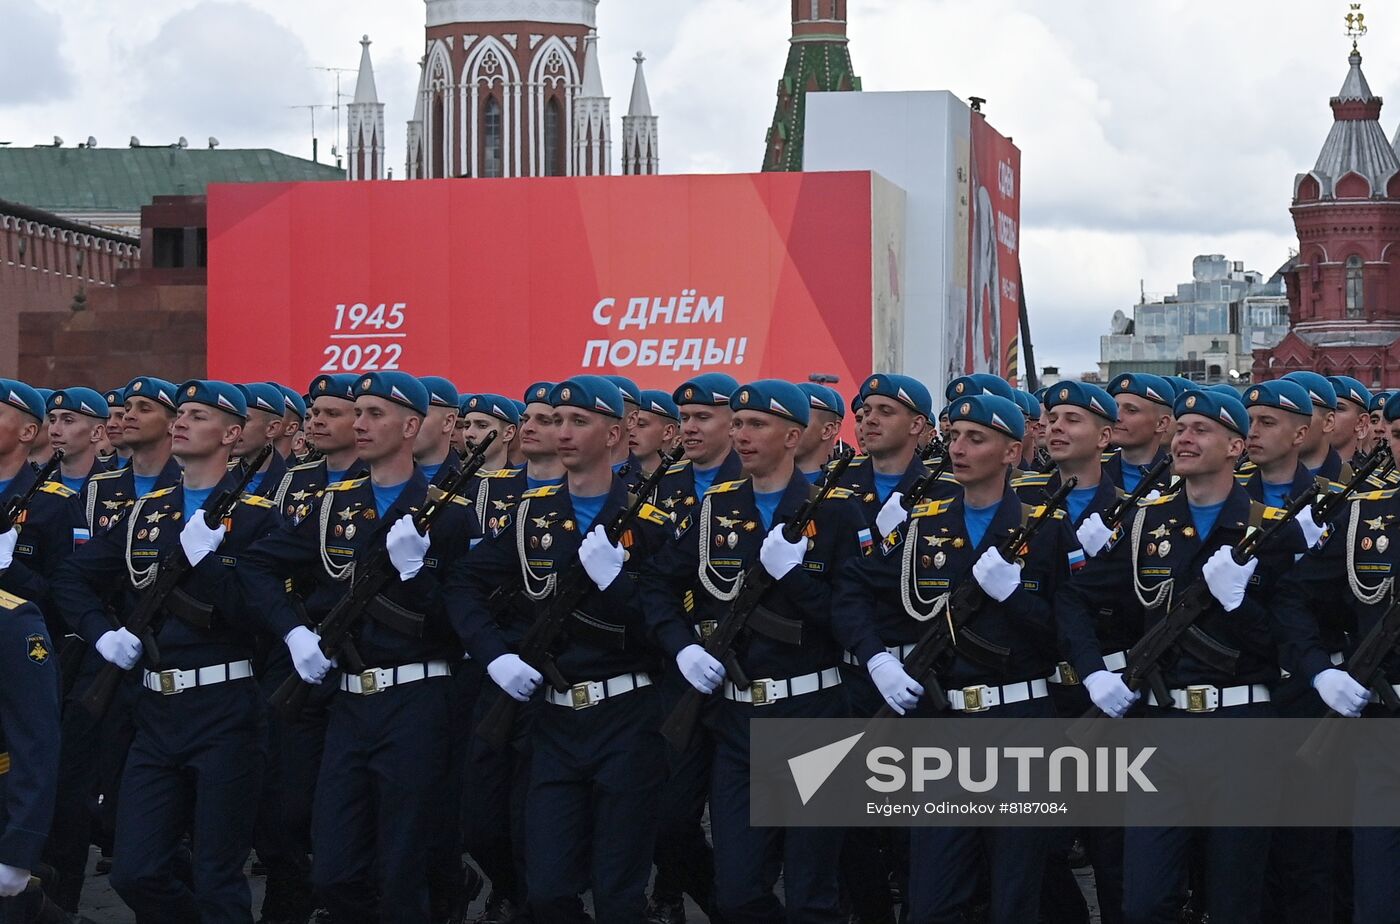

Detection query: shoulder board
(226, 459), (240, 471)
(1354, 488), (1397, 501)
(486, 467), (524, 478)
(1100, 451), (1117, 463)
(289, 460), (323, 472)
(1233, 471), (1253, 485)
(706, 480), (746, 495)
(1236, 460), (1258, 473)
(637, 502), (673, 526)
(1010, 472), (1053, 487)
(1138, 491), (1178, 507)
(821, 486), (856, 499)
(39, 481), (76, 498)
(240, 494), (276, 509)
(325, 477), (368, 493)
(522, 484), (562, 498)
(1258, 503), (1289, 521)
(665, 460), (692, 474)
(0, 589), (27, 610)
(141, 486), (177, 500)
(89, 468), (125, 482)
(937, 472), (959, 483)
(911, 498), (955, 518)
(1025, 502), (1067, 520)
(1318, 479), (1345, 494)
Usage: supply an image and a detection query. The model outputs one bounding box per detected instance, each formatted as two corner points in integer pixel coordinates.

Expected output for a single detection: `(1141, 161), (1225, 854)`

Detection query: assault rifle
(80, 445), (272, 718)
(660, 449), (857, 749)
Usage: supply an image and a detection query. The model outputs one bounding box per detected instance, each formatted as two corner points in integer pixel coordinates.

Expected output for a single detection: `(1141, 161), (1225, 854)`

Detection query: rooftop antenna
(968, 96), (986, 112)
(288, 103), (331, 162)
(312, 63), (357, 168)
(1346, 2), (1367, 52)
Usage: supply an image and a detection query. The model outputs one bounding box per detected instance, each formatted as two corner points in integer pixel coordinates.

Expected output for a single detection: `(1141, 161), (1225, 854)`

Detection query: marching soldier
(795, 383), (844, 482)
(271, 384), (307, 462)
(1010, 389), (1043, 470)
(841, 373), (937, 528)
(1282, 371), (1346, 480)
(1239, 380), (1318, 506)
(44, 376), (182, 913)
(232, 383), (292, 499)
(239, 372), (477, 924)
(44, 388), (109, 494)
(630, 389), (682, 480)
(1327, 374), (1373, 470)
(26, 391), (54, 470)
(449, 376), (675, 923)
(53, 380), (285, 923)
(602, 375), (644, 484)
(99, 386), (128, 470)
(1104, 374), (1177, 494)
(520, 382), (565, 490)
(1057, 388), (1318, 923)
(413, 376), (462, 487)
(835, 393), (1082, 923)
(452, 394), (474, 459)
(665, 373), (742, 505)
(0, 591), (61, 924)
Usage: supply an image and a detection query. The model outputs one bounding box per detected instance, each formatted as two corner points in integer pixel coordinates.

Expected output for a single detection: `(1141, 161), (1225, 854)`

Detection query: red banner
(207, 172), (881, 401)
(965, 115), (1022, 384)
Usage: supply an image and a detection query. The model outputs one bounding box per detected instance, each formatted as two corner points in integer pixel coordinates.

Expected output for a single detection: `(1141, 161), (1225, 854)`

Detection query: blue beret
(523, 381), (555, 406)
(1173, 388), (1248, 437)
(238, 382), (286, 416)
(1033, 386), (1049, 404)
(1044, 381), (1117, 422)
(1326, 375), (1372, 410)
(602, 375), (643, 408)
(731, 379), (810, 426)
(860, 372), (933, 417)
(0, 380), (48, 421)
(1166, 376), (1199, 399)
(1108, 373), (1175, 407)
(1384, 393), (1400, 422)
(47, 387), (109, 419)
(639, 389), (680, 421)
(553, 375), (626, 419)
(1244, 380), (1312, 417)
(945, 373), (1015, 403)
(673, 373), (739, 407)
(268, 383), (306, 419)
(1371, 390), (1392, 414)
(1281, 371), (1338, 410)
(355, 372), (429, 416)
(511, 399), (527, 417)
(1206, 384), (1241, 398)
(178, 380), (249, 419)
(1011, 389), (1041, 419)
(947, 393), (1025, 440)
(104, 386), (125, 408)
(419, 376), (460, 410)
(308, 373), (357, 402)
(457, 394), (475, 416)
(465, 393), (521, 425)
(124, 376), (178, 410)
(797, 382), (845, 420)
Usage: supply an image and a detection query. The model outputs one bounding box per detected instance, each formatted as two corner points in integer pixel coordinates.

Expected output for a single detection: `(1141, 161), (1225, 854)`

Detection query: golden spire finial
(1346, 2), (1367, 53)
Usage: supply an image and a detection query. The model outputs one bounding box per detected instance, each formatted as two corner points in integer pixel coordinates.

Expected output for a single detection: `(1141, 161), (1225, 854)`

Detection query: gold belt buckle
(1185, 685), (1213, 713)
(359, 670), (382, 695)
(961, 685), (989, 712)
(750, 679), (773, 706)
(570, 682), (597, 710)
(698, 619), (718, 641)
(158, 670), (179, 695)
(1057, 662), (1080, 686)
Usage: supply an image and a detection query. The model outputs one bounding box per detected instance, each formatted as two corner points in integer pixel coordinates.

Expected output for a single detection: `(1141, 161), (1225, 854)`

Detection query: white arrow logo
(787, 732), (866, 805)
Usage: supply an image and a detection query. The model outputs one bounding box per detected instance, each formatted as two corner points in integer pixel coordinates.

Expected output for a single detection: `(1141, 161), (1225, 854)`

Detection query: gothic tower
(762, 0), (860, 172)
(346, 35), (386, 180)
(621, 52), (658, 175)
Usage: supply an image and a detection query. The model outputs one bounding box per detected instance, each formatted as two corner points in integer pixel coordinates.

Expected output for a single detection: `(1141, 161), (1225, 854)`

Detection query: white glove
(972, 548), (1022, 602)
(1313, 668), (1369, 718)
(758, 524), (806, 580)
(868, 651), (924, 715)
(1084, 669), (1140, 718)
(677, 644), (726, 694)
(0, 528), (15, 571)
(386, 514), (429, 581)
(1202, 546), (1257, 612)
(1076, 513), (1114, 558)
(876, 491), (908, 538)
(579, 524), (625, 591)
(0, 863), (28, 898)
(178, 512), (225, 567)
(488, 653), (543, 703)
(95, 628), (143, 671)
(1297, 509), (1326, 550)
(284, 626), (334, 684)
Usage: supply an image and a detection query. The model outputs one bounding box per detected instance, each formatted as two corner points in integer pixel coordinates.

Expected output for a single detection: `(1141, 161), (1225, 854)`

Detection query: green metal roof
(0, 147), (345, 213)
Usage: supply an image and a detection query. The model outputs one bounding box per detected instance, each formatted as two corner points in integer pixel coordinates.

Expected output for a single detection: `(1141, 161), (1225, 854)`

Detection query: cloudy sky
(1, 0), (1388, 375)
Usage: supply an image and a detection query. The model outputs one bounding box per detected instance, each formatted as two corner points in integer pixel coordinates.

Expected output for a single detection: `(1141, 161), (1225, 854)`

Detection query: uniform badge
(102, 500), (123, 510)
(1379, 536), (1390, 553)
(138, 529), (148, 540)
(1182, 527), (1196, 538)
(684, 497), (696, 506)
(146, 510), (166, 524)
(717, 515), (740, 529)
(26, 634), (50, 665)
(541, 533), (553, 551)
(338, 508), (356, 522)
(148, 527), (160, 541)
(98, 515), (109, 528)
(727, 531), (739, 549)
(1366, 516), (1386, 531)
(933, 551), (947, 569)
(952, 538), (965, 549)
(530, 536), (540, 548)
(563, 520), (574, 532)
(921, 555), (932, 568)
(1146, 543), (1157, 557)
(864, 493), (876, 504)
(1149, 524), (1170, 540)
(365, 509), (377, 520)
(345, 524), (357, 539)
(1158, 540), (1171, 557)
(744, 521), (757, 532)
(1363, 536), (1374, 551)
(286, 505), (296, 517)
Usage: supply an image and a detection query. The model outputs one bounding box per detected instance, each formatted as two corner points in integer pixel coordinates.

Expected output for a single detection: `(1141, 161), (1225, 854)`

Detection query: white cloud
(0, 0), (73, 106)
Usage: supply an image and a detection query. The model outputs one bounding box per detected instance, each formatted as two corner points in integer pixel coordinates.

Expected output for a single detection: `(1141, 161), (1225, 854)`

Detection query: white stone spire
(406, 56), (426, 179)
(573, 29), (611, 175)
(347, 35), (386, 179)
(622, 51), (658, 175)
